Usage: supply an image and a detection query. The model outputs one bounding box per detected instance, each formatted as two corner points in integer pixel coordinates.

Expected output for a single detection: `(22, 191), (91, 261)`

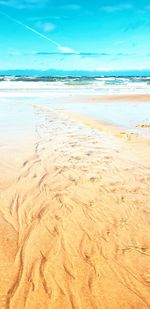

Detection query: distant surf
(0, 75), (150, 95)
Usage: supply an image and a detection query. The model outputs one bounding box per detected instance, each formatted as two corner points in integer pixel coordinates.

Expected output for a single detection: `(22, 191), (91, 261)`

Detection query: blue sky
(0, 0), (150, 71)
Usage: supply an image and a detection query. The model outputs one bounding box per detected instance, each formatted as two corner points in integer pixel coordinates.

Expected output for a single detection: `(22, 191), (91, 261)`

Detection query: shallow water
(0, 96), (150, 140)
(67, 102), (150, 134)
(44, 100), (150, 137)
(0, 98), (36, 145)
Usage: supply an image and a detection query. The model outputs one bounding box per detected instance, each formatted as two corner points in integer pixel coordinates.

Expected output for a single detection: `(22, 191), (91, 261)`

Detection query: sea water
(0, 76), (150, 137)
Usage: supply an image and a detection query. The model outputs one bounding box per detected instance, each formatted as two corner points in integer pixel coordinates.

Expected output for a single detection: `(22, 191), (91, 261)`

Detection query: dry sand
(0, 102), (150, 309)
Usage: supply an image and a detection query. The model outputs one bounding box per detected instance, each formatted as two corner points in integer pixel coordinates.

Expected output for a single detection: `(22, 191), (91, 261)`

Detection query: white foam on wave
(0, 78), (150, 97)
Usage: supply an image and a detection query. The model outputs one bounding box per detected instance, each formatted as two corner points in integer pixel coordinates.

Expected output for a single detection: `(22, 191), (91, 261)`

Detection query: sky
(0, 0), (150, 71)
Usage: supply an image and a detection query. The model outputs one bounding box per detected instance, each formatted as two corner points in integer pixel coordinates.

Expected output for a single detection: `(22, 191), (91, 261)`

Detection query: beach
(0, 90), (150, 308)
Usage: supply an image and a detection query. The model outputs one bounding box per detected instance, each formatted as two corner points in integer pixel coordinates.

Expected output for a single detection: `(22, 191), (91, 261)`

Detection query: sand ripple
(0, 106), (150, 308)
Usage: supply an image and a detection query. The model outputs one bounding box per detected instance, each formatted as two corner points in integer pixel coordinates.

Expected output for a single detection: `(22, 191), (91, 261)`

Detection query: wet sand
(0, 97), (150, 308)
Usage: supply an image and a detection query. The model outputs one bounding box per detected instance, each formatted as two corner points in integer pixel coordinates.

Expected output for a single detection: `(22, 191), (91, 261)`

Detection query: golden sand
(0, 102), (150, 308)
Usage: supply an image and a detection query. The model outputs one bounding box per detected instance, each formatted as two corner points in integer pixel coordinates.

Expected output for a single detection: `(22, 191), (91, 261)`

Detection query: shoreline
(58, 109), (150, 166)
(0, 90), (150, 100)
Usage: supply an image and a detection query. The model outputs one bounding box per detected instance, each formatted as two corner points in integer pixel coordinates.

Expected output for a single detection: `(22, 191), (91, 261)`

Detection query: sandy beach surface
(0, 95), (150, 308)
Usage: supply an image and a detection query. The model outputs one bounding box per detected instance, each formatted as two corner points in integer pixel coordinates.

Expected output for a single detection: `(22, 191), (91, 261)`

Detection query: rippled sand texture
(0, 105), (150, 309)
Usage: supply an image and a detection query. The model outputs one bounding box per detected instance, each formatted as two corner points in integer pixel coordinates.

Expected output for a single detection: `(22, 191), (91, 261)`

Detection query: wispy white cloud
(35, 51), (138, 58)
(0, 0), (48, 9)
(58, 46), (77, 53)
(0, 11), (76, 55)
(35, 21), (56, 32)
(101, 3), (133, 13)
(27, 16), (61, 21)
(61, 4), (81, 10)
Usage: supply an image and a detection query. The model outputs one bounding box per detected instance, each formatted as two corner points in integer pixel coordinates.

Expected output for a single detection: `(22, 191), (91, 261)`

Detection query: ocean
(0, 75), (150, 138)
(0, 75), (150, 96)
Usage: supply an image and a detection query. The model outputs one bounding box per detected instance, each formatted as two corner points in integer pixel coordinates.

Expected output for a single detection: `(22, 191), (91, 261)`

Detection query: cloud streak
(35, 21), (56, 32)
(0, 10), (76, 53)
(0, 0), (48, 9)
(101, 3), (133, 13)
(26, 16), (61, 21)
(36, 51), (135, 57)
(61, 4), (81, 10)
(36, 51), (109, 56)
